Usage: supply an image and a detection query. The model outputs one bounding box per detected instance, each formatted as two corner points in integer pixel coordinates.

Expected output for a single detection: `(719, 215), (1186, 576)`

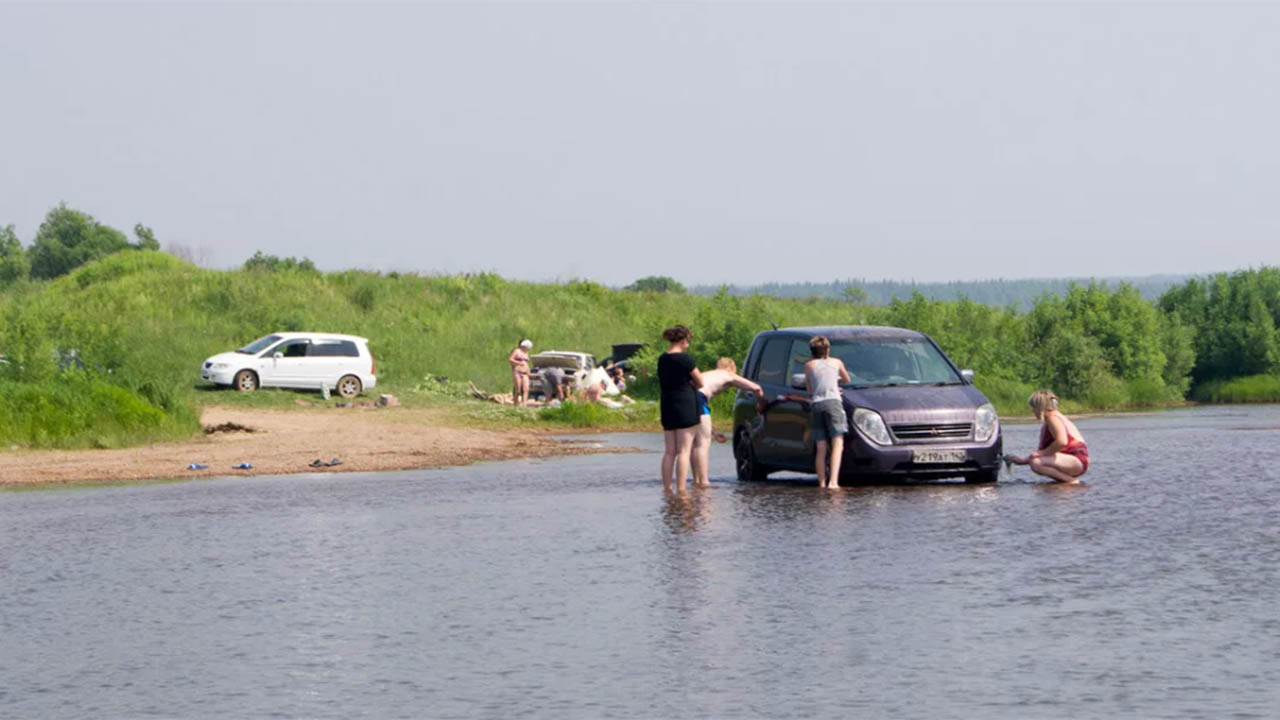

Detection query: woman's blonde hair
(1028, 389), (1059, 415)
(716, 357), (737, 373)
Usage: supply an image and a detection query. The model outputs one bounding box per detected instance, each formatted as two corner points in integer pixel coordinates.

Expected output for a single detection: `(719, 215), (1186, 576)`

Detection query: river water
(2, 406), (1279, 718)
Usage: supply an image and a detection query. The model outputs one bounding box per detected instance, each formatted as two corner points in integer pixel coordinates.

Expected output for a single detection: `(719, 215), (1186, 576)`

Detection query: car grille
(891, 422), (972, 440)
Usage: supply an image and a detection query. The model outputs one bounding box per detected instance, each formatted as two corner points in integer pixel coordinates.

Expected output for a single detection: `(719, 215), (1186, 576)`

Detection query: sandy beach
(0, 405), (631, 486)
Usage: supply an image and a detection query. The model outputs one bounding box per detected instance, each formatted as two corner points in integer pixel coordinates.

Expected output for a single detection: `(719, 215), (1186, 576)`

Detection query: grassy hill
(5, 251), (1268, 450)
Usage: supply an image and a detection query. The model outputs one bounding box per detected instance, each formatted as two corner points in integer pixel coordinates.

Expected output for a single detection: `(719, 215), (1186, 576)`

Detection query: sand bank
(0, 405), (632, 486)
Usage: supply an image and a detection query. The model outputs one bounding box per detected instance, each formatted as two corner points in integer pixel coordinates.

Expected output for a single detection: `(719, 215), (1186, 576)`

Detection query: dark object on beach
(186, 463), (209, 471)
(231, 462), (253, 470)
(609, 343), (645, 365)
(204, 422), (256, 434)
(309, 458), (343, 468)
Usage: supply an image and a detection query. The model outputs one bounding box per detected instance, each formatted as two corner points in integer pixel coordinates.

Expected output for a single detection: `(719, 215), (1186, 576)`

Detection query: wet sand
(0, 405), (630, 486)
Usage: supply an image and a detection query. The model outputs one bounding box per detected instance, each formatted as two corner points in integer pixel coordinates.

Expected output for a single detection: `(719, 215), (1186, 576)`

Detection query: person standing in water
(1008, 389), (1089, 483)
(690, 357), (764, 487)
(508, 338), (532, 407)
(805, 336), (852, 489)
(657, 325), (703, 493)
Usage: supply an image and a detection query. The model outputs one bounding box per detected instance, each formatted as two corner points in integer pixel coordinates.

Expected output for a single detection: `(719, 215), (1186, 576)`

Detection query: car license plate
(912, 449), (966, 464)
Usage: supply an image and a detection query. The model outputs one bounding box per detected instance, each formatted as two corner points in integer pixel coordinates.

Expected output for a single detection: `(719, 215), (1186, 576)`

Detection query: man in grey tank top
(805, 336), (852, 489)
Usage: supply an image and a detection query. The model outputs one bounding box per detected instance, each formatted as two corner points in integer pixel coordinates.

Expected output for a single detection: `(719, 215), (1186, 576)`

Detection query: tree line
(1, 204), (160, 284)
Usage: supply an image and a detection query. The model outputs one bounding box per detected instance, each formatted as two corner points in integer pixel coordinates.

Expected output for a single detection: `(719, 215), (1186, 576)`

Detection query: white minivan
(201, 332), (377, 398)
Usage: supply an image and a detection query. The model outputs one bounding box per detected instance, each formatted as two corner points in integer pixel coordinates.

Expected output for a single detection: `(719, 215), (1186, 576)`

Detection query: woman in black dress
(657, 325), (703, 493)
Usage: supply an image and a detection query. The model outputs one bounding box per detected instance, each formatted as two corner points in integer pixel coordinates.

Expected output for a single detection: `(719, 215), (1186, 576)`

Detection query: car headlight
(974, 403), (998, 442)
(853, 407), (892, 445)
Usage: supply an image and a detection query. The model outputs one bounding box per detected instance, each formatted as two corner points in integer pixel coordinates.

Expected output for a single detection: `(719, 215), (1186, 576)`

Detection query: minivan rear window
(310, 341), (359, 357)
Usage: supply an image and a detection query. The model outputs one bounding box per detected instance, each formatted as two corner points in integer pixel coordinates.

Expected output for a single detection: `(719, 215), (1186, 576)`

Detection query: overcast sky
(2, 2), (1278, 286)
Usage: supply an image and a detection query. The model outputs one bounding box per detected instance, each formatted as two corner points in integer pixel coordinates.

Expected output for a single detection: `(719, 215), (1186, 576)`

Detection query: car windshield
(830, 338), (962, 387)
(236, 334), (282, 355)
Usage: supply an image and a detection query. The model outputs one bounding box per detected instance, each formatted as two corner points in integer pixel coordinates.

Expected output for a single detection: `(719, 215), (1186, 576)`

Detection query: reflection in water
(661, 489), (712, 534)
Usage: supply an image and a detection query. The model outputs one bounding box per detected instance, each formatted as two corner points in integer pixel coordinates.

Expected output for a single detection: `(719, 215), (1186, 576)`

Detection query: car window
(831, 338), (960, 386)
(238, 334), (281, 354)
(309, 340), (359, 357)
(787, 340), (812, 383)
(265, 339), (310, 358)
(755, 337), (792, 386)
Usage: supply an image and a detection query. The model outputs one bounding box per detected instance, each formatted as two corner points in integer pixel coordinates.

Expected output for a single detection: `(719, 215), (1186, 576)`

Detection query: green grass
(0, 250), (1204, 449)
(1192, 374), (1280, 404)
(0, 375), (196, 449)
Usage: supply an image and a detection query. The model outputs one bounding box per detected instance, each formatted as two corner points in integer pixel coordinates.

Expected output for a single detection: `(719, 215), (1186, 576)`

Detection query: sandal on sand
(326, 458), (342, 467)
(309, 459), (326, 467)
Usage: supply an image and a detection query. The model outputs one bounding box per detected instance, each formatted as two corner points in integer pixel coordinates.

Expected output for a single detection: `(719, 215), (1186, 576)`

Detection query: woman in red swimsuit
(1008, 389), (1089, 483)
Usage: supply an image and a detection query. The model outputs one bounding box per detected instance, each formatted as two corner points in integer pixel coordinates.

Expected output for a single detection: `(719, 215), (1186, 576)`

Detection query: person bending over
(806, 336), (851, 489)
(690, 357), (764, 486)
(1007, 389), (1089, 484)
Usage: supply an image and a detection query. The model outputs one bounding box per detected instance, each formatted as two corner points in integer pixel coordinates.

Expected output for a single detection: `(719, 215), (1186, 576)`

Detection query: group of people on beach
(655, 325), (1090, 492)
(507, 338), (628, 408)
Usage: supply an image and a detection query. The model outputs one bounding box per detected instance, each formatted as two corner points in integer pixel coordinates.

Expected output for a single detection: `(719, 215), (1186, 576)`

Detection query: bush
(1192, 375), (1280, 404)
(0, 377), (195, 449)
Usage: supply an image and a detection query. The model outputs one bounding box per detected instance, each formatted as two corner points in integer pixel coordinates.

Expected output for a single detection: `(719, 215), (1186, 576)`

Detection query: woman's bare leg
(1029, 453), (1084, 484)
(827, 435), (845, 489)
(674, 426), (697, 493)
(662, 430), (678, 492)
(814, 439), (830, 488)
(691, 415), (713, 486)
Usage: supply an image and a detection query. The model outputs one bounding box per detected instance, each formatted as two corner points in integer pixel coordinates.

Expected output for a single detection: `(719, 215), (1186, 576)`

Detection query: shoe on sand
(309, 458), (325, 468)
(186, 463), (208, 471)
(231, 462), (253, 470)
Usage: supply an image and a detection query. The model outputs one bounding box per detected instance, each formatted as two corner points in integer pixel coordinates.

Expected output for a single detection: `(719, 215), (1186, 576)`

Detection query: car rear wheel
(735, 430), (771, 482)
(234, 370), (258, 392)
(336, 374), (363, 399)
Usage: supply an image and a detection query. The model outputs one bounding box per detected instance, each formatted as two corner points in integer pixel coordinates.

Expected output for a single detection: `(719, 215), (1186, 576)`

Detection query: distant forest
(690, 275), (1198, 308)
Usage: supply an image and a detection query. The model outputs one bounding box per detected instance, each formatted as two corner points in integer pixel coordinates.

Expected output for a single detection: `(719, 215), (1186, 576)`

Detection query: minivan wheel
(735, 431), (770, 482)
(336, 374), (363, 399)
(234, 370), (258, 392)
(965, 468), (999, 484)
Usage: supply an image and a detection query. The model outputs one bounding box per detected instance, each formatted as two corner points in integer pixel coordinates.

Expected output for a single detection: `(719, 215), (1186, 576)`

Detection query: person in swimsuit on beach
(689, 357), (765, 487)
(657, 325), (703, 494)
(508, 338), (532, 407)
(1007, 389), (1090, 484)
(805, 336), (852, 489)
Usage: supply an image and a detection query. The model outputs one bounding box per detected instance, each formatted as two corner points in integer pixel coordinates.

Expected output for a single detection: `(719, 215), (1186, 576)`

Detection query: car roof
(770, 325), (926, 341)
(267, 332), (369, 343)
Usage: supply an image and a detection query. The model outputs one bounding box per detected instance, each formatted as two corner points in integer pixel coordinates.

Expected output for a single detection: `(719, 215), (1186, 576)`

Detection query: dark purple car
(732, 326), (1002, 484)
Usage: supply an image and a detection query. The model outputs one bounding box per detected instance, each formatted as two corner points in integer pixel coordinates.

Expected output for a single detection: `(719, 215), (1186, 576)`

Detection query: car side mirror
(273, 352), (284, 360)
(960, 369), (974, 383)
(790, 373), (807, 389)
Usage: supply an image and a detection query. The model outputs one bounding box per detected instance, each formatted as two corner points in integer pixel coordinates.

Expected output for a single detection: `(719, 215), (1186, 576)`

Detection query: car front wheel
(336, 374), (363, 399)
(735, 430), (771, 482)
(234, 370), (258, 392)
